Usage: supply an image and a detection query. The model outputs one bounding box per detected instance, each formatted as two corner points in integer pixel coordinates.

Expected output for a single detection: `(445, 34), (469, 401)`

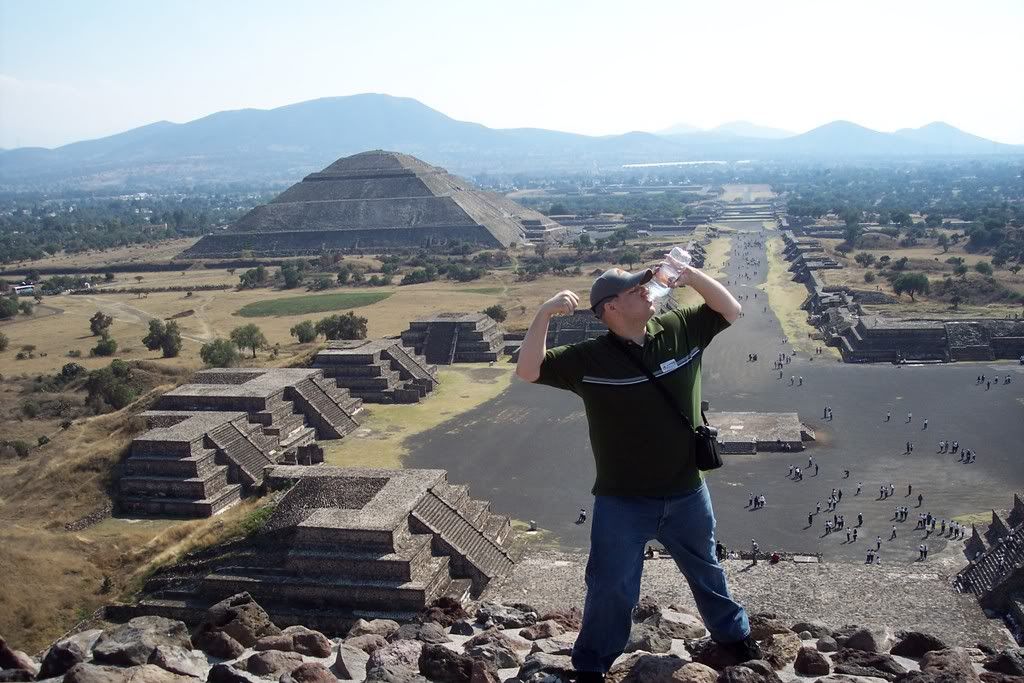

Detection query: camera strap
(606, 334), (709, 434)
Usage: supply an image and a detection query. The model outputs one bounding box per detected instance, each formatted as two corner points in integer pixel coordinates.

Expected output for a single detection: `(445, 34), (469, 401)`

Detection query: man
(515, 264), (755, 680)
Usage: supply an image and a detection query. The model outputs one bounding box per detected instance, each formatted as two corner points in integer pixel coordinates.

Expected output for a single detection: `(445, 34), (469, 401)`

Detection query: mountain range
(1, 94), (1020, 190)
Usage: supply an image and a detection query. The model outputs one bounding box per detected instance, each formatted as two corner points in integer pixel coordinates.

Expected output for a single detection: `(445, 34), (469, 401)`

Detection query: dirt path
(74, 295), (209, 344)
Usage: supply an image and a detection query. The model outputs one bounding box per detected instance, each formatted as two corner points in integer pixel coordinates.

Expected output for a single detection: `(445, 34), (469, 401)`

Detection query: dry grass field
(3, 238), (201, 272)
(763, 235), (835, 357)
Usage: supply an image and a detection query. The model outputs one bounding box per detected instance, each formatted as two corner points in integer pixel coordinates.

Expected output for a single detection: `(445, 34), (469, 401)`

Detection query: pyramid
(182, 150), (563, 257)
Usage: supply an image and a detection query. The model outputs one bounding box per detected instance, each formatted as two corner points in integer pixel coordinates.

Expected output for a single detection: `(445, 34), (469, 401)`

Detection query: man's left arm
(673, 266), (742, 323)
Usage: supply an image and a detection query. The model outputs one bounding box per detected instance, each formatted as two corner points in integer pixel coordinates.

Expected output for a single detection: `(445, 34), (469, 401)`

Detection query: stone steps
(283, 533), (436, 581)
(120, 483), (242, 518)
(290, 378), (359, 439)
(120, 465), (229, 499)
(208, 422), (274, 487)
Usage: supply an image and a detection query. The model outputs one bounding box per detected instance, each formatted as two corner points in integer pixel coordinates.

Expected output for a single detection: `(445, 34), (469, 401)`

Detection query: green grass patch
(236, 291), (392, 317)
(458, 287), (502, 295)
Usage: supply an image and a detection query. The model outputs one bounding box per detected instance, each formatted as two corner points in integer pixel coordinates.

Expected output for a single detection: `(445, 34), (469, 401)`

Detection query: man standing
(516, 263), (755, 680)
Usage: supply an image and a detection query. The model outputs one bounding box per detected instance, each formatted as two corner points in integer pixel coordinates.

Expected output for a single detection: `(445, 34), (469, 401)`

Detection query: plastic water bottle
(646, 246), (692, 299)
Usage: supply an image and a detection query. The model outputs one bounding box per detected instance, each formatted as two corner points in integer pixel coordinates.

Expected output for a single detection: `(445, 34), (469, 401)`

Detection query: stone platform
(313, 338), (438, 403)
(707, 411), (814, 453)
(400, 313), (504, 364)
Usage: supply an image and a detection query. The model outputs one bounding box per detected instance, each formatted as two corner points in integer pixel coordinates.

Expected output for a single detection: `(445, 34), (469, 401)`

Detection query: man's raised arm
(514, 290), (579, 383)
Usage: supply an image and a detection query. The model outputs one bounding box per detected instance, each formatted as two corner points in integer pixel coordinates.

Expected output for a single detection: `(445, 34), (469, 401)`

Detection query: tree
(160, 321), (182, 358)
(0, 296), (18, 319)
(91, 335), (118, 357)
(892, 273), (930, 301)
(936, 234), (950, 253)
(280, 263), (304, 289)
(954, 264), (969, 278)
(864, 271), (876, 283)
(854, 252), (876, 267)
(290, 320), (317, 343)
(535, 243), (549, 260)
(950, 294), (962, 310)
(0, 331), (7, 352)
(134, 276), (144, 284)
(239, 265), (268, 289)
(200, 338), (240, 367)
(618, 247), (641, 270)
(975, 261), (993, 276)
(315, 312), (368, 340)
(90, 311), (114, 336)
(18, 301), (33, 316)
(142, 320), (166, 350)
(482, 304), (507, 322)
(230, 324), (268, 358)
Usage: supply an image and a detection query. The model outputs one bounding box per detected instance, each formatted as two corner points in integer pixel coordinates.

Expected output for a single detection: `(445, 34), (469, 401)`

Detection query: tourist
(918, 493), (923, 507)
(856, 482), (862, 495)
(876, 536), (882, 551)
(923, 418), (928, 430)
(852, 528), (858, 542)
(907, 412), (912, 423)
(515, 264), (759, 675)
(886, 411), (891, 422)
(814, 463), (819, 476)
(891, 525), (897, 540)
(908, 483), (912, 497)
(577, 508), (587, 524)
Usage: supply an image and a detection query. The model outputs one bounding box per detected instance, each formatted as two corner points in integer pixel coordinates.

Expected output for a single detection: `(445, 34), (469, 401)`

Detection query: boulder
(330, 643), (368, 681)
(347, 621), (398, 640)
(716, 660), (783, 682)
(468, 661), (501, 683)
(148, 645), (208, 679)
(474, 603), (536, 630)
(364, 666), (428, 683)
(365, 641), (422, 680)
(986, 649), (1024, 676)
(279, 663), (336, 683)
(760, 632), (801, 670)
(515, 653), (574, 681)
(388, 623), (448, 645)
(418, 644), (472, 683)
(0, 637), (38, 676)
(631, 596), (661, 624)
(240, 651), (304, 678)
(343, 635), (387, 655)
(520, 621), (563, 642)
(193, 631), (244, 660)
(192, 594), (280, 650)
(816, 636), (839, 653)
(836, 627), (890, 653)
(747, 615), (792, 641)
(891, 632), (949, 659)
(419, 597), (468, 628)
(793, 646), (830, 676)
(448, 621), (475, 637)
(536, 609), (582, 632)
(831, 648), (906, 681)
(463, 641), (522, 669)
(93, 617), (192, 667)
(254, 637), (294, 653)
(623, 624), (671, 654)
(645, 611), (706, 641)
(528, 636), (575, 657)
(281, 627), (332, 658)
(462, 630), (517, 651)
(40, 630), (103, 679)
(790, 621), (831, 638)
(64, 663), (128, 683)
(0, 671), (34, 682)
(605, 653), (715, 682)
(980, 673), (1024, 683)
(207, 664), (264, 683)
(918, 648), (981, 682)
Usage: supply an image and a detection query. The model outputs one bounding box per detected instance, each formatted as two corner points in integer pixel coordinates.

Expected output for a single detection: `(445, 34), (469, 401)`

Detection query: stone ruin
(400, 313), (503, 365)
(708, 411), (815, 454)
(180, 150), (564, 258)
(955, 494), (1024, 626)
(312, 338), (438, 403)
(123, 466), (524, 630)
(119, 369), (362, 517)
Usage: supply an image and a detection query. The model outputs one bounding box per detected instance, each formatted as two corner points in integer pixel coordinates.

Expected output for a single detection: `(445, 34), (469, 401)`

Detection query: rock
(520, 621), (564, 642)
(254, 637), (295, 653)
(279, 663), (336, 683)
(816, 636), (839, 653)
(418, 645), (472, 683)
(148, 645), (208, 679)
(467, 661), (500, 683)
(330, 643), (368, 681)
(64, 663), (127, 683)
(474, 603), (536, 630)
(364, 666), (427, 683)
(790, 621), (831, 638)
(918, 648), (981, 682)
(528, 636), (575, 657)
(419, 597), (468, 628)
(193, 594), (280, 650)
(516, 653), (574, 680)
(891, 632), (949, 659)
(605, 653), (714, 682)
(0, 637), (38, 676)
(388, 623), (448, 645)
(193, 631), (244, 660)
(623, 624), (671, 654)
(40, 630), (104, 679)
(207, 664), (264, 683)
(347, 621), (399, 640)
(631, 596), (662, 624)
(757, 632), (800, 671)
(240, 650), (305, 678)
(343, 634), (386, 655)
(463, 641), (523, 669)
(980, 673), (1024, 683)
(747, 615), (792, 642)
(536, 609), (582, 632)
(448, 621), (475, 637)
(645, 611), (707, 640)
(838, 627), (890, 653)
(794, 647), (830, 676)
(0, 671), (34, 682)
(799, 631), (813, 640)
(986, 650), (1024, 676)
(716, 660), (783, 682)
(462, 629), (517, 651)
(831, 648), (906, 681)
(814, 676), (893, 683)
(365, 641), (422, 680)
(93, 617), (192, 667)
(281, 627), (332, 658)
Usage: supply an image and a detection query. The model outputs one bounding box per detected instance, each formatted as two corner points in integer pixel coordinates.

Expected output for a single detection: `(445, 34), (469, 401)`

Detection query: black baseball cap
(590, 267), (653, 315)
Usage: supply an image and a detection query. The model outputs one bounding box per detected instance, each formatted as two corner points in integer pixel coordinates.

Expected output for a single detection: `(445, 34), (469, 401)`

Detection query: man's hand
(669, 264), (696, 288)
(541, 290), (580, 317)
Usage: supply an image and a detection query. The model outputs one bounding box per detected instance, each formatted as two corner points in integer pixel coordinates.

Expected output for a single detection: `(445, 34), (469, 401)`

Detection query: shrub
(37, 435), (50, 446)
(13, 441), (30, 458)
(21, 401), (40, 418)
(0, 331), (7, 352)
(975, 261), (993, 276)
(60, 419), (73, 430)
(67, 349), (82, 358)
(290, 320), (317, 343)
(200, 338), (240, 367)
(0, 296), (18, 319)
(91, 335), (117, 357)
(864, 271), (876, 283)
(483, 304), (508, 322)
(18, 301), (33, 315)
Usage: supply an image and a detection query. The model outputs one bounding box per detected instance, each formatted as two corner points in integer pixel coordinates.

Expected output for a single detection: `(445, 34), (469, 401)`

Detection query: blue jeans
(571, 482), (750, 673)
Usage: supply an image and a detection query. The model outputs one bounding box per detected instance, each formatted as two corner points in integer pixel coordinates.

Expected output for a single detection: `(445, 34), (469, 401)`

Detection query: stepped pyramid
(182, 150), (563, 257)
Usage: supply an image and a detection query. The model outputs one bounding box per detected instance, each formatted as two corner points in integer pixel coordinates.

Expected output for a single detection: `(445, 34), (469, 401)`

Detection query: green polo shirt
(535, 303), (730, 497)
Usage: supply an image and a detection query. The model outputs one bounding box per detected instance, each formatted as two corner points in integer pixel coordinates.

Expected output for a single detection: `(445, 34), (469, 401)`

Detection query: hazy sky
(1, 0), (1022, 149)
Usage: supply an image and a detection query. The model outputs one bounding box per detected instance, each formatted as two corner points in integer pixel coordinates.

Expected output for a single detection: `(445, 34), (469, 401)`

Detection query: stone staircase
(288, 377), (361, 439)
(956, 532), (1024, 599)
(424, 325), (457, 366)
(207, 421), (276, 487)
